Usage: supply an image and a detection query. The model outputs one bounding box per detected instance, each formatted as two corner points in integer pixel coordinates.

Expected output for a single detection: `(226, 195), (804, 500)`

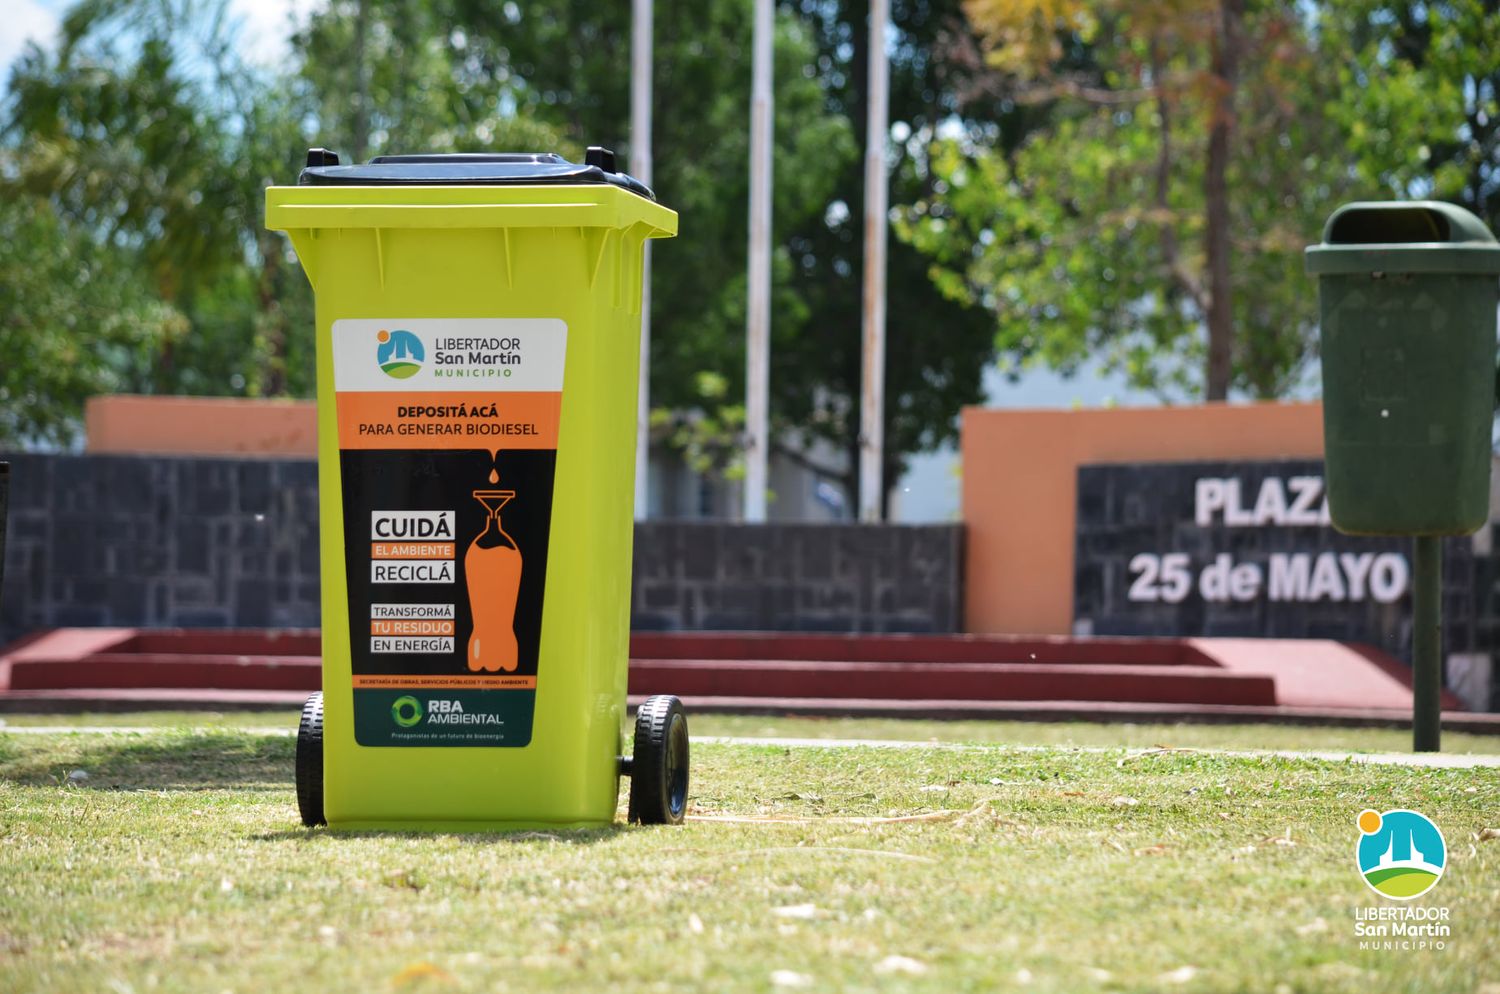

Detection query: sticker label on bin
(332, 318), (566, 747)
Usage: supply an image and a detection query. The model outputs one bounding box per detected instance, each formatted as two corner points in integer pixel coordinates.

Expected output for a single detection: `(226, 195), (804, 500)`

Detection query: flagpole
(744, 0), (773, 522)
(632, 0), (654, 520)
(858, 0), (890, 523)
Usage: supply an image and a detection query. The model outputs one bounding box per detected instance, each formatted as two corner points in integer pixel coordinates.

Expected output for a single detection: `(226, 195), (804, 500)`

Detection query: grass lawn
(1, 721), (1496, 993)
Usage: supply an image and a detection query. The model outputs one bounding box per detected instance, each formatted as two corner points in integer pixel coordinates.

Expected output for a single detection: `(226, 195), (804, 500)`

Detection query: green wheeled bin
(265, 147), (687, 830)
(1305, 201), (1500, 536)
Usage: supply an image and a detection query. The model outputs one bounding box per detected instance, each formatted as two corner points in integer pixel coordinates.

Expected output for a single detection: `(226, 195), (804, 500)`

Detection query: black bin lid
(298, 146), (655, 201)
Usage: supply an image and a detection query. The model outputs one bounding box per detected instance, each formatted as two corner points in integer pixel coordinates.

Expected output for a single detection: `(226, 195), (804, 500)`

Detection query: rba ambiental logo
(390, 695), (424, 727)
(389, 696), (503, 727)
(377, 329), (425, 379)
(1356, 809), (1446, 900)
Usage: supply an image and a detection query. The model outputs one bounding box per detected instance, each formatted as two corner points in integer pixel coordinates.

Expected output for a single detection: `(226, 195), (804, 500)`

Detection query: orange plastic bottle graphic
(466, 490), (522, 672)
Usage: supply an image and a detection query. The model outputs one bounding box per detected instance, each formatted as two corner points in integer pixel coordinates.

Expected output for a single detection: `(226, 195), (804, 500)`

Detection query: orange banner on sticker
(352, 674), (538, 689)
(371, 542), (455, 560)
(337, 391), (561, 450)
(370, 619), (457, 637)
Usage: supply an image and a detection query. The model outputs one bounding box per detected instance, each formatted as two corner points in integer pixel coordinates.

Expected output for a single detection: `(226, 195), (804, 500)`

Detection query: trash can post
(1412, 535), (1441, 752)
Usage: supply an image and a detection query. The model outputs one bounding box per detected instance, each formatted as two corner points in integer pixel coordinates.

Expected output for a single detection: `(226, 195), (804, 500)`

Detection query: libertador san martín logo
(1356, 809), (1446, 900)
(391, 695), (424, 728)
(377, 329), (425, 379)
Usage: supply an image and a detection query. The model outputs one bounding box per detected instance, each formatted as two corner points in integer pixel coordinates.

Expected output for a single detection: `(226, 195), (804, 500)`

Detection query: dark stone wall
(0, 454), (966, 644)
(631, 522), (965, 633)
(0, 453), (322, 641)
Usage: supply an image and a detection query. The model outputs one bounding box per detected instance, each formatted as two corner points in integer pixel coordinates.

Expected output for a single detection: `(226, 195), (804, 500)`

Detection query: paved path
(4, 725), (1499, 769)
(1, 726), (296, 737)
(699, 735), (1500, 769)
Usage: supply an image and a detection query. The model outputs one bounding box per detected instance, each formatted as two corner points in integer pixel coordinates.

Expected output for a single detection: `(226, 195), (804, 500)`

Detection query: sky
(0, 0), (60, 71)
(0, 0), (319, 71)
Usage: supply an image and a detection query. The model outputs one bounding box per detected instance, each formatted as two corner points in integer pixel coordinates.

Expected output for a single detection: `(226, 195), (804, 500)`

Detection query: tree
(776, 0), (1006, 510)
(908, 0), (1363, 400)
(1316, 1), (1500, 232)
(292, 0), (575, 161)
(909, 1), (1500, 404)
(0, 194), (184, 445)
(3, 0), (318, 406)
(3, 0), (1022, 509)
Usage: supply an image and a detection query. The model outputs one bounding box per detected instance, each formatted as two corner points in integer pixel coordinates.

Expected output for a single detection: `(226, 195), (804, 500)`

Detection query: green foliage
(649, 371), (748, 480)
(909, 0), (1500, 401)
(0, 0), (999, 511)
(0, 195), (184, 445)
(0, 0), (320, 443)
(764, 0), (1004, 503)
(1316, 0), (1500, 228)
(292, 0), (577, 161)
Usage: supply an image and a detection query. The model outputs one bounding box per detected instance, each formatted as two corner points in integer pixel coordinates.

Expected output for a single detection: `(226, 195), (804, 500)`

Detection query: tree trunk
(1203, 0), (1243, 401)
(880, 455), (897, 521)
(842, 430), (861, 520)
(850, 0), (870, 149)
(258, 233), (287, 397)
(1153, 42), (1206, 316)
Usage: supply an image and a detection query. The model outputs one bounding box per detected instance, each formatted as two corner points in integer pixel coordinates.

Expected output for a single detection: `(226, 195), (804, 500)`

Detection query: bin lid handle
(1322, 201), (1498, 246)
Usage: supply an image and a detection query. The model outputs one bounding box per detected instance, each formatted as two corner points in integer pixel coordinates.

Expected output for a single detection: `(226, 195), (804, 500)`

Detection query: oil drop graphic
(466, 488), (522, 672)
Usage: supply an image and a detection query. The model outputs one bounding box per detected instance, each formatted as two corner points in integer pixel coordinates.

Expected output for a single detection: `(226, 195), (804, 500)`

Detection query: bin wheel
(296, 692), (326, 827)
(628, 695), (689, 825)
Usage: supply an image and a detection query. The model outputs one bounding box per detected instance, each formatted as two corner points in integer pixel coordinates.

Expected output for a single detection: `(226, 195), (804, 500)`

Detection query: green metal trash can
(1305, 201), (1500, 536)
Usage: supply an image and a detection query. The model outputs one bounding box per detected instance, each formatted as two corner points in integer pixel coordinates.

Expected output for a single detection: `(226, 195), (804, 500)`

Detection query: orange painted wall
(961, 403), (1325, 635)
(85, 395), (316, 457)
